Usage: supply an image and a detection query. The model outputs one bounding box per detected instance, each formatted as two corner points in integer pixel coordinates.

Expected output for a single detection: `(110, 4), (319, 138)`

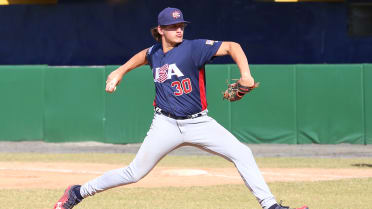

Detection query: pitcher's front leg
(80, 114), (182, 197)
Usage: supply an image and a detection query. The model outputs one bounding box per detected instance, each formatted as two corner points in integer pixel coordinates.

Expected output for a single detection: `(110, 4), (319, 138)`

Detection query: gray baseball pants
(80, 111), (277, 209)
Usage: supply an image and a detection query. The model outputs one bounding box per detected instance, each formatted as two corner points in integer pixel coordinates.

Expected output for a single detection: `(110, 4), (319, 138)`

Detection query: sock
(268, 204), (279, 209)
(73, 185), (83, 200)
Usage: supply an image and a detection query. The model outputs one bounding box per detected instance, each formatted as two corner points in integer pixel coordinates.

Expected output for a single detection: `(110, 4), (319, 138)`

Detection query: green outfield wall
(0, 64), (371, 144)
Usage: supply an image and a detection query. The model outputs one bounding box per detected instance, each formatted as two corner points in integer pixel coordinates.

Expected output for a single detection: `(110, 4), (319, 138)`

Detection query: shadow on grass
(352, 163), (372, 168)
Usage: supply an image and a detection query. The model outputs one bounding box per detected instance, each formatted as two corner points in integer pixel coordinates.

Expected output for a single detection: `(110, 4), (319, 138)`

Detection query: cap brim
(159, 20), (190, 26)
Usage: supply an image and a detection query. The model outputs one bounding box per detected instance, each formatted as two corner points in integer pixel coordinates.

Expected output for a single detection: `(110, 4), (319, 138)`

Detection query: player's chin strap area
(154, 107), (208, 120)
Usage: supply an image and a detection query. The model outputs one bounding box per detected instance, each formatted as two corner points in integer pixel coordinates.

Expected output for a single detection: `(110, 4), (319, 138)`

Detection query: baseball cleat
(270, 201), (309, 209)
(273, 205), (309, 209)
(53, 185), (82, 209)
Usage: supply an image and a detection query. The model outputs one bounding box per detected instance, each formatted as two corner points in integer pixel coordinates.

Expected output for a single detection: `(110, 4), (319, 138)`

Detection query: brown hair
(151, 26), (162, 42)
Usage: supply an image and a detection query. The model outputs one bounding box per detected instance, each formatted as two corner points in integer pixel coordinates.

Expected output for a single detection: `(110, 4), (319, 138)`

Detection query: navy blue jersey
(146, 39), (222, 117)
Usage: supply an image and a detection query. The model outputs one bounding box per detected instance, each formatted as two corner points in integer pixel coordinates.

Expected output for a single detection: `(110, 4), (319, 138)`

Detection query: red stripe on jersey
(153, 98), (156, 107)
(199, 68), (207, 110)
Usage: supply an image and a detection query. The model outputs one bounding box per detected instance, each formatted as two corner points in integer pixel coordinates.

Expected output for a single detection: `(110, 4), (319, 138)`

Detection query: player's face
(160, 23), (186, 45)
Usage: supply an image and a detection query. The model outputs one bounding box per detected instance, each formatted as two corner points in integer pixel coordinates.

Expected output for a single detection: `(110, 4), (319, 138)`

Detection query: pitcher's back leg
(183, 116), (277, 209)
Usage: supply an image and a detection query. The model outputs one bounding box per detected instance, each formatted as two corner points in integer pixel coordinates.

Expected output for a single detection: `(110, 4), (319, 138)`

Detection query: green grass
(1, 153), (372, 209)
(1, 178), (371, 209)
(1, 153), (372, 168)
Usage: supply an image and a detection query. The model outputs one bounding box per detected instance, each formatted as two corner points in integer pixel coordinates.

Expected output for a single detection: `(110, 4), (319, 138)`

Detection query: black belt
(154, 107), (206, 120)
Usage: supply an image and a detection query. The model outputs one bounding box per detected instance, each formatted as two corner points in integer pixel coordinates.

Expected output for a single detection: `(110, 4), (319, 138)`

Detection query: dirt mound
(1, 162), (371, 189)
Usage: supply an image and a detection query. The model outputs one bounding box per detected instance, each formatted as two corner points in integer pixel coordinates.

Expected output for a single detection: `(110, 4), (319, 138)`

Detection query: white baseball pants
(80, 112), (277, 209)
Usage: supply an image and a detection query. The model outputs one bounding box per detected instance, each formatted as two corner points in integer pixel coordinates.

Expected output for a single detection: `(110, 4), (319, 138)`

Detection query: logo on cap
(172, 10), (181, 19)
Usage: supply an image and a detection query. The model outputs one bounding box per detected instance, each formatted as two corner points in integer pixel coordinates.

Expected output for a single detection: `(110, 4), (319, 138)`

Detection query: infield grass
(1, 153), (372, 209)
(0, 178), (371, 209)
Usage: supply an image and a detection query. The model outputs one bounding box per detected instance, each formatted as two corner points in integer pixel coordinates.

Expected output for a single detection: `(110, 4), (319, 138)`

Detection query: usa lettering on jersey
(154, 63), (184, 83)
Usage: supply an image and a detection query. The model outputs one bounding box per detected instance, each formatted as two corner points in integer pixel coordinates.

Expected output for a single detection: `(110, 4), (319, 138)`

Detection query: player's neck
(161, 40), (180, 53)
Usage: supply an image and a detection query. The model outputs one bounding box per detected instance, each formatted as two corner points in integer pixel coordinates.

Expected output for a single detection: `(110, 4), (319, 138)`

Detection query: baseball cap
(157, 7), (190, 26)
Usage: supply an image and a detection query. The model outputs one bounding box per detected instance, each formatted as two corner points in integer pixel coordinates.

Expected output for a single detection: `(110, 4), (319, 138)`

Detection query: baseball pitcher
(53, 7), (308, 209)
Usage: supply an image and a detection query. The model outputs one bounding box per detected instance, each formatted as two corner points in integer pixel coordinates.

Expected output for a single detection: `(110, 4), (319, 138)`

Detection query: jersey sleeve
(146, 45), (155, 68)
(191, 39), (223, 68)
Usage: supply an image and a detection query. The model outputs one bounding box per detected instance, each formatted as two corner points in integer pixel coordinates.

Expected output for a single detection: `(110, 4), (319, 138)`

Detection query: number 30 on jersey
(171, 78), (192, 96)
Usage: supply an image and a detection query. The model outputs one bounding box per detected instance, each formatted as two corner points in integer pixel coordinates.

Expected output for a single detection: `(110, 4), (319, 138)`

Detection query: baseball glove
(223, 80), (259, 102)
